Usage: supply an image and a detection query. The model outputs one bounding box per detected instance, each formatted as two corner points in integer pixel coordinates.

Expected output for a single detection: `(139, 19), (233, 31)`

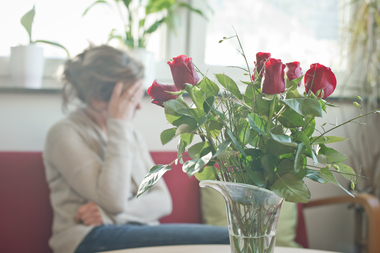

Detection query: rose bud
(147, 80), (180, 107)
(286, 61), (302, 86)
(168, 55), (200, 90)
(304, 63), (337, 99)
(261, 58), (286, 95)
(253, 52), (271, 80)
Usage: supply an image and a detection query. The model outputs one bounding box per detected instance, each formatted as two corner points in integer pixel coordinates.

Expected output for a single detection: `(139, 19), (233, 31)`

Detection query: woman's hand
(108, 80), (144, 122)
(75, 201), (103, 226)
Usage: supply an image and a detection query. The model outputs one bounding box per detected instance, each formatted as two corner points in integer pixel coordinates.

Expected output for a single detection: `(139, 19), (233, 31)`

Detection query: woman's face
(121, 80), (144, 117)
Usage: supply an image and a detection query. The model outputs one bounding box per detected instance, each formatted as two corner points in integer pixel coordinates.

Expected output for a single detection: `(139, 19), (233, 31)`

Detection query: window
(189, 0), (347, 71)
(0, 0), (161, 58)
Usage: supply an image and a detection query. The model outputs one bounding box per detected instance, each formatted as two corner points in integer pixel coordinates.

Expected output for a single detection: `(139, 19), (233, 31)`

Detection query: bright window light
(204, 0), (343, 70)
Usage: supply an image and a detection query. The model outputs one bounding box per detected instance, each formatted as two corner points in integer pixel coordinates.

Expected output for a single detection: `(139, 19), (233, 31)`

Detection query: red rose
(286, 61), (302, 86)
(253, 52), (271, 80)
(304, 63), (336, 99)
(168, 55), (200, 90)
(147, 80), (179, 107)
(261, 58), (286, 95)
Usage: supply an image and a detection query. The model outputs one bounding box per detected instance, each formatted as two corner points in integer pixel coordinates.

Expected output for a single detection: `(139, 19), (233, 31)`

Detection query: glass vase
(200, 180), (283, 253)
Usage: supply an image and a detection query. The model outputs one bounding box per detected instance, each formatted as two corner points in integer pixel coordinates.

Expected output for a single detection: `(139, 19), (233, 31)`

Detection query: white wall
(0, 92), (364, 252)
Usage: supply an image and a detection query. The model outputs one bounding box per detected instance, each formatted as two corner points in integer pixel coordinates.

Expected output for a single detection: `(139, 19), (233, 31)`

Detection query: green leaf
(203, 96), (215, 114)
(146, 0), (175, 14)
(318, 168), (354, 197)
(310, 136), (347, 145)
(177, 138), (186, 158)
(227, 130), (246, 157)
(317, 145), (348, 164)
(277, 159), (295, 176)
(209, 121), (223, 139)
(294, 143), (305, 173)
(286, 75), (304, 88)
(194, 77), (219, 111)
(195, 166), (216, 181)
(253, 94), (271, 116)
(188, 142), (209, 159)
(21, 5), (35, 43)
(244, 85), (256, 106)
(34, 40), (70, 57)
(215, 74), (242, 99)
(160, 128), (176, 145)
(177, 108), (199, 119)
(183, 152), (213, 177)
(270, 174), (311, 203)
(181, 133), (194, 146)
(270, 132), (298, 147)
(145, 18), (165, 34)
(304, 169), (327, 184)
(176, 2), (207, 19)
(213, 140), (231, 158)
(247, 170), (265, 187)
(282, 98), (323, 118)
(164, 100), (188, 124)
(237, 119), (250, 145)
(303, 117), (316, 137)
(83, 0), (108, 16)
(122, 0), (133, 8)
(335, 163), (356, 181)
(172, 116), (197, 130)
(278, 108), (306, 128)
(137, 164), (171, 197)
(261, 154), (278, 173)
(248, 113), (267, 136)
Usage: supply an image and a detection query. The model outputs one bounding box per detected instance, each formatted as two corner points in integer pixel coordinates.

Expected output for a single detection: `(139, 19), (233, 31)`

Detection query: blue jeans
(75, 223), (230, 253)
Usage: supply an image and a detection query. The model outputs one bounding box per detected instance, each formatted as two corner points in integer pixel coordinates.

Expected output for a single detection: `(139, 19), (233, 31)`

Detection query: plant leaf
(248, 113), (267, 136)
(183, 152), (213, 177)
(270, 132), (298, 147)
(188, 142), (209, 159)
(83, 0), (109, 16)
(164, 100), (188, 124)
(318, 168), (354, 197)
(160, 128), (176, 145)
(227, 130), (246, 157)
(310, 136), (347, 145)
(304, 169), (327, 184)
(215, 74), (242, 99)
(270, 174), (311, 203)
(294, 143), (305, 173)
(195, 166), (216, 181)
(34, 40), (70, 57)
(137, 164), (171, 197)
(317, 145), (347, 164)
(21, 5), (35, 43)
(282, 98), (323, 118)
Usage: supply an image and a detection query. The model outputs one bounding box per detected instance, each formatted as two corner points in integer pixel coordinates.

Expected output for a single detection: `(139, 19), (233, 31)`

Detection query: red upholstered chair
(1, 152), (380, 253)
(0, 152), (53, 253)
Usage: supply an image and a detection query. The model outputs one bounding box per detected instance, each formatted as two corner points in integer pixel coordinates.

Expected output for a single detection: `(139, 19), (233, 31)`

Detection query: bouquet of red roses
(137, 44), (379, 203)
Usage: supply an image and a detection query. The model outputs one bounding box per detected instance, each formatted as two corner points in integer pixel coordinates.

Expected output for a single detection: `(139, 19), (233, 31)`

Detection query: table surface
(102, 245), (340, 253)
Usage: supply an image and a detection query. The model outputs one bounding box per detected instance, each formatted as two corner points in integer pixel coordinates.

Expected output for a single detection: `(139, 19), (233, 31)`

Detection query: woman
(43, 45), (229, 253)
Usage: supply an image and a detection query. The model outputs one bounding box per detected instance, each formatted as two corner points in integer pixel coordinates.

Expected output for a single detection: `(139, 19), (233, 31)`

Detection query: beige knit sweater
(43, 109), (172, 253)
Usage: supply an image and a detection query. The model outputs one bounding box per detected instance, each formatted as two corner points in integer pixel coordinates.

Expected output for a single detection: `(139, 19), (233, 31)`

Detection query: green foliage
(83, 0), (207, 49)
(137, 164), (171, 197)
(137, 39), (380, 203)
(19, 6), (70, 57)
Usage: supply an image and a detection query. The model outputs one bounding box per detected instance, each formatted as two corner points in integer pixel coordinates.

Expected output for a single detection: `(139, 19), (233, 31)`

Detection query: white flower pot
(133, 49), (155, 90)
(10, 44), (45, 89)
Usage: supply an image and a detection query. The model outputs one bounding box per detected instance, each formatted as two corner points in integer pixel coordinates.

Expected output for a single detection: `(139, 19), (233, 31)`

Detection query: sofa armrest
(303, 193), (380, 253)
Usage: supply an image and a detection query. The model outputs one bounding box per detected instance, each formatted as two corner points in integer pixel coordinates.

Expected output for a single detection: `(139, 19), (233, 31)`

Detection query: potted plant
(10, 6), (69, 89)
(83, 0), (207, 89)
(137, 33), (380, 253)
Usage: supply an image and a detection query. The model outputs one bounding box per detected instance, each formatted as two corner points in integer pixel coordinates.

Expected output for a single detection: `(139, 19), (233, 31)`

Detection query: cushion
(200, 187), (301, 248)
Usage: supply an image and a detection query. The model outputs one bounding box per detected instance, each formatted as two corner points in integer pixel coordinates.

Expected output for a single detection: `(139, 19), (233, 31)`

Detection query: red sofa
(0, 152), (308, 253)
